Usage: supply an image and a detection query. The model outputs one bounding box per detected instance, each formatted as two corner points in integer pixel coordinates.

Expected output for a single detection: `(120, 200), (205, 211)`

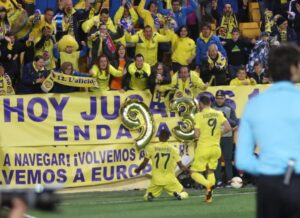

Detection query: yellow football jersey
(194, 107), (227, 148)
(145, 142), (181, 185)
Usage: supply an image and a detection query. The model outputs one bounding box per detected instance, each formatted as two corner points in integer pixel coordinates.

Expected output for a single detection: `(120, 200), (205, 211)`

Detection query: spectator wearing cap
(223, 28), (254, 79)
(230, 66), (256, 86)
(213, 89), (238, 188)
(271, 16), (297, 44)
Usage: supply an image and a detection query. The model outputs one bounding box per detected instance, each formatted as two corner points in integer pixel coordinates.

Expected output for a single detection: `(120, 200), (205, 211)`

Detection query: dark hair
(144, 25), (152, 31)
(33, 55), (44, 62)
(199, 95), (211, 106)
(147, 1), (158, 9)
(179, 65), (189, 72)
(116, 43), (127, 59)
(61, 62), (74, 73)
(159, 129), (171, 142)
(100, 8), (109, 15)
(153, 62), (170, 76)
(268, 44), (300, 82)
(172, 0), (181, 4)
(176, 25), (190, 37)
(97, 54), (110, 76)
(0, 6), (6, 13)
(231, 27), (239, 33)
(254, 61), (261, 67)
(44, 8), (54, 14)
(201, 22), (211, 30)
(135, 53), (144, 60)
(237, 65), (246, 72)
(41, 26), (51, 32)
(5, 32), (15, 38)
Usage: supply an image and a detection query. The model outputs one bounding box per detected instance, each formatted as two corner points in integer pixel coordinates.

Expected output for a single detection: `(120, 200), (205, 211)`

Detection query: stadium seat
(239, 22), (261, 39)
(249, 2), (261, 23)
(250, 9), (261, 23)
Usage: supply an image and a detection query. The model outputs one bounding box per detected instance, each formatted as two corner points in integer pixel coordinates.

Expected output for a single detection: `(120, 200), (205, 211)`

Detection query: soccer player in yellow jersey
(191, 95), (231, 203)
(135, 129), (189, 201)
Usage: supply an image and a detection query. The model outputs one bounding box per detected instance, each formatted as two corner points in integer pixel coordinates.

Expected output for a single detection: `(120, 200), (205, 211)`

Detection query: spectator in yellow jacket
(229, 66), (257, 86)
(125, 25), (171, 66)
(159, 65), (208, 98)
(136, 0), (165, 32)
(34, 26), (56, 70)
(0, 0), (22, 19)
(29, 8), (56, 41)
(53, 34), (88, 72)
(124, 53), (151, 91)
(89, 54), (123, 92)
(170, 25), (196, 72)
(114, 0), (138, 28)
(82, 8), (116, 35)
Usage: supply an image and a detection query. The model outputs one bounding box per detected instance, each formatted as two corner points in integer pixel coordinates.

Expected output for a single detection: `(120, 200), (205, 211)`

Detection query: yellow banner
(0, 86), (270, 147)
(0, 143), (188, 188)
(41, 71), (99, 93)
(0, 85), (272, 188)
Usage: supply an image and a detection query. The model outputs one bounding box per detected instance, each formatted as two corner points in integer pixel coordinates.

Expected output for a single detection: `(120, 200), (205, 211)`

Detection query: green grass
(28, 187), (256, 218)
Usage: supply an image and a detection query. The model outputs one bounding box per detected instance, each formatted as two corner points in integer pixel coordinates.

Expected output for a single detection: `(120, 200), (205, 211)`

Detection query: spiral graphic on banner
(170, 97), (199, 143)
(120, 98), (155, 150)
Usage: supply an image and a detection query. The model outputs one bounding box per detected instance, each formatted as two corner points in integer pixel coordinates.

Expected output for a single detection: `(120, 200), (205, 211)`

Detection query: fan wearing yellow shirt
(0, 0), (21, 18)
(89, 55), (122, 92)
(125, 53), (151, 91)
(125, 25), (171, 66)
(229, 66), (257, 86)
(169, 25), (196, 72)
(191, 95), (231, 203)
(159, 65), (208, 98)
(135, 129), (189, 201)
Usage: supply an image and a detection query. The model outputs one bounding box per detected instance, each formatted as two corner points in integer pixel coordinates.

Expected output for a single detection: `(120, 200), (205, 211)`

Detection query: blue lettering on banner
(4, 98), (24, 122)
(101, 96), (120, 120)
(73, 168), (85, 183)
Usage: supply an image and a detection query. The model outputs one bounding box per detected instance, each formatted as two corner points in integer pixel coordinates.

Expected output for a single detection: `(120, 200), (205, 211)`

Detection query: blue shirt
(157, 0), (198, 32)
(236, 81), (300, 175)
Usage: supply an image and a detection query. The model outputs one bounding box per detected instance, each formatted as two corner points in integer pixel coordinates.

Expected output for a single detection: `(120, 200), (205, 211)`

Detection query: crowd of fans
(0, 0), (299, 97)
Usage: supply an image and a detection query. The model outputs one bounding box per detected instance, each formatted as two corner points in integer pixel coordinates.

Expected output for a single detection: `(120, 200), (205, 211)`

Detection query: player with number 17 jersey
(191, 107), (227, 172)
(145, 142), (181, 186)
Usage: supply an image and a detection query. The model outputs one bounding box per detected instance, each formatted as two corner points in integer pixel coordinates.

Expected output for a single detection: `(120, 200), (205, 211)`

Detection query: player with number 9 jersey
(191, 107), (227, 172)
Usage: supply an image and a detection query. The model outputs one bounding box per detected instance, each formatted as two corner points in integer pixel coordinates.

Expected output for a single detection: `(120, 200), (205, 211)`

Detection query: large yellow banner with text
(0, 143), (188, 188)
(0, 86), (269, 147)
